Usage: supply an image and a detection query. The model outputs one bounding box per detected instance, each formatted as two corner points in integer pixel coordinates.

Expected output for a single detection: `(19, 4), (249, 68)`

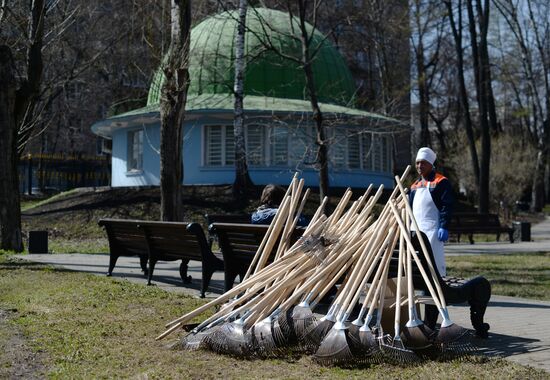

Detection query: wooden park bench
(98, 219), (149, 276)
(98, 218), (223, 297)
(204, 213), (251, 248)
(448, 212), (514, 244)
(387, 231), (491, 338)
(208, 222), (304, 292)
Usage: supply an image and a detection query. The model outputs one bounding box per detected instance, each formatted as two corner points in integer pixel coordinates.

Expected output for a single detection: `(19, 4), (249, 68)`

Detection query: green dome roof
(147, 8), (356, 107)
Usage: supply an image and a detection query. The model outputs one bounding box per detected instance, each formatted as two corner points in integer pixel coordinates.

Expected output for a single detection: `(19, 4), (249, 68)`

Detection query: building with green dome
(91, 8), (407, 188)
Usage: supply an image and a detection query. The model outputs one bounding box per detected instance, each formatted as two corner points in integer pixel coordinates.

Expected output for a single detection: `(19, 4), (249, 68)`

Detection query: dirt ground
(0, 309), (47, 379)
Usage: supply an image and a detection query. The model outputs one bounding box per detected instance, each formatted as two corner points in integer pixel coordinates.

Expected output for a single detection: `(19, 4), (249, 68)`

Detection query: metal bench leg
(147, 259), (157, 285)
(179, 259), (192, 284)
(224, 267), (241, 292)
(201, 266), (217, 298)
(468, 277), (491, 338)
(107, 254), (119, 276)
(139, 255), (148, 276)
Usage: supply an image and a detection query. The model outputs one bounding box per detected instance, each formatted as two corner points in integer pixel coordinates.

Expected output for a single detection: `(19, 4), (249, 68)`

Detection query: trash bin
(28, 230), (48, 254)
(512, 221), (531, 242)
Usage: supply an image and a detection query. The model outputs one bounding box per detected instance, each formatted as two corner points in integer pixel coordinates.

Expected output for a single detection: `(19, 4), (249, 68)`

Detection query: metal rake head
(313, 325), (357, 367)
(291, 303), (318, 341)
(179, 327), (217, 351)
(435, 323), (478, 360)
(401, 323), (438, 359)
(251, 317), (278, 358)
(379, 335), (421, 365)
(300, 316), (335, 353)
(272, 309), (297, 348)
(203, 321), (254, 357)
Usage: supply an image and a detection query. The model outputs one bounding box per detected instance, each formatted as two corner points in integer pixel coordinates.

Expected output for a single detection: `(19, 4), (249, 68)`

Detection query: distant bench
(208, 222), (304, 291)
(448, 212), (514, 244)
(98, 218), (223, 297)
(387, 231), (491, 338)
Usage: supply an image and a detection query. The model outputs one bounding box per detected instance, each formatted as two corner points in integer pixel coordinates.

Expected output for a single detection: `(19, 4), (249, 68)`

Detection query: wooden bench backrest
(450, 213), (502, 228)
(137, 221), (210, 261)
(98, 219), (148, 255)
(210, 223), (303, 263)
(204, 213), (251, 226)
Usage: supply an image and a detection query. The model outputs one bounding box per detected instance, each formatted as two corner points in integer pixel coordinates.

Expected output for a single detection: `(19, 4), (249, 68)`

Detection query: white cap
(416, 147), (436, 165)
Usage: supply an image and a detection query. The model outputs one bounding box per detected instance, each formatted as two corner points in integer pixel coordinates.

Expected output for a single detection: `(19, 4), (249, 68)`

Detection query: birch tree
(232, 0), (254, 201)
(159, 0), (191, 221)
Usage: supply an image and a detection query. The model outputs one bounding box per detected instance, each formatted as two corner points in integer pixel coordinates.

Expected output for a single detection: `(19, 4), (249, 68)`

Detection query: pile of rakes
(158, 167), (478, 366)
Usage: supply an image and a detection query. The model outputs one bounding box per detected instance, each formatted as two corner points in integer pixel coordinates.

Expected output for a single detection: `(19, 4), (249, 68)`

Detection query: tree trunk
(159, 0), (191, 221)
(413, 1), (431, 147)
(531, 145), (547, 212)
(446, 1), (480, 184)
(0, 46), (23, 252)
(15, 0), (45, 154)
(232, 0), (253, 201)
(467, 0), (491, 213)
(297, 1), (329, 203)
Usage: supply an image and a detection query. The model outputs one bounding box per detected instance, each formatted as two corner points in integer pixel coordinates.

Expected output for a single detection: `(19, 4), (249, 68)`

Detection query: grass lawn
(447, 253), (550, 301)
(1, 254), (548, 379)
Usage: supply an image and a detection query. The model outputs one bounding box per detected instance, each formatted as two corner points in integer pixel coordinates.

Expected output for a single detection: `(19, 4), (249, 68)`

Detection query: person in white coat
(409, 147), (455, 276)
(409, 147), (455, 329)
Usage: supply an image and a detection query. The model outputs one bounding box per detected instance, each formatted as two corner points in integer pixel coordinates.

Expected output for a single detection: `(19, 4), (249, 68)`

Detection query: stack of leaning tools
(157, 167), (476, 366)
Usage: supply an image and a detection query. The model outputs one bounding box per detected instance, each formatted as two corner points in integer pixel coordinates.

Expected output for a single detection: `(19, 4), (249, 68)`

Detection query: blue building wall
(110, 116), (394, 189)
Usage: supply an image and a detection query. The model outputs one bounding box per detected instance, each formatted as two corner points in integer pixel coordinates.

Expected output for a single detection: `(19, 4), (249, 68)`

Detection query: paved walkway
(15, 216), (550, 373)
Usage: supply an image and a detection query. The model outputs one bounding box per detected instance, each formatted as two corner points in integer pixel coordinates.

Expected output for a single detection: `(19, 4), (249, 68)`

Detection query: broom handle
(302, 226), (371, 307)
(336, 216), (395, 320)
(303, 196), (328, 236)
(277, 186), (309, 260)
(310, 226), (373, 311)
(388, 200), (444, 310)
(161, 251), (305, 330)
(254, 195), (293, 274)
(244, 263), (318, 327)
(275, 178), (303, 259)
(342, 185), (385, 241)
(393, 176), (447, 308)
(277, 239), (361, 312)
(339, 183), (373, 229)
(243, 175), (298, 279)
(374, 246), (392, 330)
(325, 188), (353, 228)
(342, 220), (399, 320)
(394, 210), (405, 336)
(244, 193), (292, 279)
(364, 243), (394, 322)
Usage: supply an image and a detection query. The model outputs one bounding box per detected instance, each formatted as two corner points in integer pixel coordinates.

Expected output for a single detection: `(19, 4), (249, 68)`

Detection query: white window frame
(127, 129), (143, 172)
(204, 125), (234, 166)
(328, 127), (392, 173)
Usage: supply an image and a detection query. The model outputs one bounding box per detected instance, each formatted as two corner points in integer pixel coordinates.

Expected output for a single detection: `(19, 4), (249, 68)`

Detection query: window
(331, 128), (347, 168)
(246, 125), (265, 166)
(204, 125), (234, 166)
(269, 125), (288, 166)
(127, 130), (143, 171)
(329, 128), (392, 173)
(348, 131), (360, 169)
(290, 125), (316, 165)
(202, 123), (393, 173)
